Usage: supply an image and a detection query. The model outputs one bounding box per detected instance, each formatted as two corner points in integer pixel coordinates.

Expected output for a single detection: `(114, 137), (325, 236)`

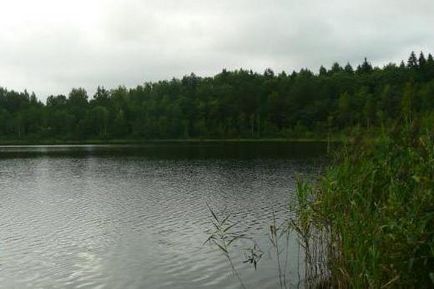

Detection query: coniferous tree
(319, 66), (327, 76)
(357, 58), (373, 74)
(407, 51), (418, 69)
(418, 52), (427, 67)
(330, 63), (343, 74)
(344, 63), (354, 74)
(426, 54), (434, 79)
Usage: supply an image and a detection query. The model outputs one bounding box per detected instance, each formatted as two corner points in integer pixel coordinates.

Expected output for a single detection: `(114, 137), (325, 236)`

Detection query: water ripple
(0, 146), (324, 289)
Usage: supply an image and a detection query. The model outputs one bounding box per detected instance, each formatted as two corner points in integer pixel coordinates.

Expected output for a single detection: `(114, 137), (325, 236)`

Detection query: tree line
(0, 51), (433, 141)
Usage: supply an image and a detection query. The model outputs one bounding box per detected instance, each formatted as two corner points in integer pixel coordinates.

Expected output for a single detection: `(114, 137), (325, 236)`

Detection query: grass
(294, 122), (434, 288)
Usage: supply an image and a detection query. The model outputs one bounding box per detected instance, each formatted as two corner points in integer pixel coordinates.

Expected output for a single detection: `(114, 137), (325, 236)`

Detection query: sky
(0, 0), (433, 100)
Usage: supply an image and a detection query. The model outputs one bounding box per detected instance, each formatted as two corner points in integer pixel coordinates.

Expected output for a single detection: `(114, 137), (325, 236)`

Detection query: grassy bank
(294, 123), (434, 288)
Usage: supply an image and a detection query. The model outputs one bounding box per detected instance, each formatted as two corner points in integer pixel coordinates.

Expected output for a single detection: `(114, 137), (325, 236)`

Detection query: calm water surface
(0, 143), (325, 289)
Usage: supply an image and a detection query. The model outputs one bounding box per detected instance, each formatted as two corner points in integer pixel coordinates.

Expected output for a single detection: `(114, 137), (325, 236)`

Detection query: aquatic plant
(294, 122), (434, 288)
(204, 203), (262, 289)
(205, 204), (299, 289)
(207, 121), (434, 289)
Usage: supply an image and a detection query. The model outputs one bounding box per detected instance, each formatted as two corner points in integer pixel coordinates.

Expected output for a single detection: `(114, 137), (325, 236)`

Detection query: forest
(0, 51), (433, 142)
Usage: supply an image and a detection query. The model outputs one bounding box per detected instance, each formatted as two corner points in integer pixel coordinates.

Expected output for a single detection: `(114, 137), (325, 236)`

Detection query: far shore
(0, 137), (341, 146)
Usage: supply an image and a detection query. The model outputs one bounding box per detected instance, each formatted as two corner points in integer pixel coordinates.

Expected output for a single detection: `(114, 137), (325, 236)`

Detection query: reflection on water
(0, 142), (327, 159)
(0, 143), (325, 289)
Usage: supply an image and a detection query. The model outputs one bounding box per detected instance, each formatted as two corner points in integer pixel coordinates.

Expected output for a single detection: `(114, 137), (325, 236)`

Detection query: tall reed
(294, 122), (434, 288)
(206, 121), (433, 289)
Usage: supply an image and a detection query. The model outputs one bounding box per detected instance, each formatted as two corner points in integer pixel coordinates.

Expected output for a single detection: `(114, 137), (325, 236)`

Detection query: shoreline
(0, 137), (340, 146)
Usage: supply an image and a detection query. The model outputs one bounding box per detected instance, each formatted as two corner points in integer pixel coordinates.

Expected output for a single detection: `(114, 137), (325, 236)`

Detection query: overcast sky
(1, 0), (433, 100)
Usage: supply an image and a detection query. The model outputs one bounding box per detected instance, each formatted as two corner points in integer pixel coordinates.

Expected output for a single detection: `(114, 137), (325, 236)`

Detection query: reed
(294, 122), (434, 288)
(206, 121), (433, 289)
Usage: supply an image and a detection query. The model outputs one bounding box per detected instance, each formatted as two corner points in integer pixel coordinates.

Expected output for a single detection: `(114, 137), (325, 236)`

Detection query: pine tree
(426, 54), (434, 79)
(344, 63), (354, 74)
(319, 66), (327, 76)
(407, 51), (418, 69)
(330, 62), (343, 74)
(357, 58), (373, 74)
(418, 52), (426, 68)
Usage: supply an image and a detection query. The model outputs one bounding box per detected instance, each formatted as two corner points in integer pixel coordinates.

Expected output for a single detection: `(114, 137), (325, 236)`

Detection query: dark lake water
(0, 142), (326, 289)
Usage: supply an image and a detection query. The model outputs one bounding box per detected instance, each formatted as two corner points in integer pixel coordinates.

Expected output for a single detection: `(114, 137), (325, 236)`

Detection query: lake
(0, 142), (326, 289)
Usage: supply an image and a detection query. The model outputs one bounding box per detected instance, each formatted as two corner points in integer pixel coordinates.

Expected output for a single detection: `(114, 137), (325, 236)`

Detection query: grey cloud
(0, 0), (433, 100)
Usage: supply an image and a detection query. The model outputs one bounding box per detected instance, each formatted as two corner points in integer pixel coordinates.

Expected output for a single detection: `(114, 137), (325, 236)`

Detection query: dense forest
(0, 51), (433, 142)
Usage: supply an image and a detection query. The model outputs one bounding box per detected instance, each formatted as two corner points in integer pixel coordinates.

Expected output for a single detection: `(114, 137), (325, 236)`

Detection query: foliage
(295, 122), (434, 288)
(0, 52), (433, 141)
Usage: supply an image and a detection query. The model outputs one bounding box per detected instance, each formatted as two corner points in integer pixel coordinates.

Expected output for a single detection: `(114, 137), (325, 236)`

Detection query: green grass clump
(297, 124), (434, 289)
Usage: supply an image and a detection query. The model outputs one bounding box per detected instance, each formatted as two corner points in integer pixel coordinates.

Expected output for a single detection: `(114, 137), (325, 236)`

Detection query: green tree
(407, 51), (418, 69)
(401, 82), (414, 122)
